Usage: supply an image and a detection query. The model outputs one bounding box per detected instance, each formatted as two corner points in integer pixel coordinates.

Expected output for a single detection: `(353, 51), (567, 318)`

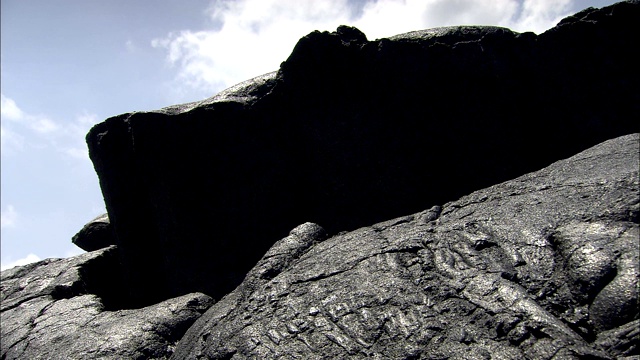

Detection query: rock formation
(71, 213), (114, 252)
(2, 133), (637, 359)
(86, 0), (640, 308)
(172, 133), (639, 359)
(1, 1), (639, 359)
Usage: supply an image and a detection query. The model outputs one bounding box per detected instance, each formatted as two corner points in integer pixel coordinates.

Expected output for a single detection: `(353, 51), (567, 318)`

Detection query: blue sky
(1, 0), (619, 270)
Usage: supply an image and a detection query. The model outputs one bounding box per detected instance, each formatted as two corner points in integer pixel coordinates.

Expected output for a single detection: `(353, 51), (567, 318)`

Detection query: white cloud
(0, 253), (41, 271)
(152, 0), (579, 98)
(420, 0), (519, 29)
(1, 125), (25, 155)
(30, 117), (59, 134)
(510, 0), (573, 33)
(152, 0), (355, 95)
(1, 94), (59, 138)
(0, 94), (96, 160)
(1, 205), (18, 228)
(58, 112), (98, 160)
(1, 93), (24, 121)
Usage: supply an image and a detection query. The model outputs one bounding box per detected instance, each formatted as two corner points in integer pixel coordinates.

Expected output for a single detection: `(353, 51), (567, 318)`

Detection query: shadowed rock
(71, 213), (115, 252)
(172, 133), (639, 359)
(86, 1), (640, 308)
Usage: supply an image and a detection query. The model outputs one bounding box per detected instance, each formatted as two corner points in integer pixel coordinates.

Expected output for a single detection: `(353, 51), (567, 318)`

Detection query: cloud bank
(152, 0), (574, 98)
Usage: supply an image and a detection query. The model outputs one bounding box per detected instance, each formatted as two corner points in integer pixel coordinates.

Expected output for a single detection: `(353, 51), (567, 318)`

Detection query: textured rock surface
(2, 2), (638, 359)
(86, 1), (640, 307)
(71, 213), (114, 252)
(172, 133), (639, 360)
(0, 247), (213, 359)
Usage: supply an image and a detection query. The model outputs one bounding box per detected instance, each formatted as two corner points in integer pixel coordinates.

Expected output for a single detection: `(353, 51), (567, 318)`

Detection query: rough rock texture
(71, 213), (114, 252)
(86, 1), (640, 307)
(3, 2), (638, 359)
(0, 247), (213, 359)
(172, 133), (639, 360)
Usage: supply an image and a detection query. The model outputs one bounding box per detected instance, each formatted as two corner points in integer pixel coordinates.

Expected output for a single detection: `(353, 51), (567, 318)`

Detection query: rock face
(172, 133), (639, 360)
(71, 213), (114, 252)
(0, 246), (213, 359)
(2, 2), (639, 359)
(86, 1), (640, 307)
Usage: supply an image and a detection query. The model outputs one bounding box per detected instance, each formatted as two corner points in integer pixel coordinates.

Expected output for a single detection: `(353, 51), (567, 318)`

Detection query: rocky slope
(2, 133), (638, 359)
(0, 247), (213, 359)
(171, 133), (639, 359)
(1, 1), (639, 359)
(86, 0), (639, 308)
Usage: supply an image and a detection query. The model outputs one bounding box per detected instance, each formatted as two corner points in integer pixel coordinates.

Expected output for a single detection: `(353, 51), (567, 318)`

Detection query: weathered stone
(86, 1), (640, 307)
(172, 133), (639, 360)
(71, 213), (115, 252)
(0, 247), (214, 359)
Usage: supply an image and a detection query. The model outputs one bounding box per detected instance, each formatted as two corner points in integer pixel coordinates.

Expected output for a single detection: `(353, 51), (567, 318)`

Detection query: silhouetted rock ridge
(86, 1), (639, 307)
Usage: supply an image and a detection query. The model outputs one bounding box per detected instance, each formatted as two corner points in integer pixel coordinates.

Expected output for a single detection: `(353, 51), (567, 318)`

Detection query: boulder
(0, 246), (213, 359)
(86, 1), (640, 307)
(71, 213), (115, 252)
(172, 133), (639, 359)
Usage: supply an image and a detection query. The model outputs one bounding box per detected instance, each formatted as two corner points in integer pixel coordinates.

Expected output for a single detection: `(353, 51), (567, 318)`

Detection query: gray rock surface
(1, 3), (638, 359)
(71, 213), (115, 252)
(0, 246), (214, 359)
(86, 1), (640, 308)
(172, 134), (639, 359)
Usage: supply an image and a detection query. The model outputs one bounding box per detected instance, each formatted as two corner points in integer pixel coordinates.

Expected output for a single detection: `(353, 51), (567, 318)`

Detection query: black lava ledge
(86, 1), (640, 309)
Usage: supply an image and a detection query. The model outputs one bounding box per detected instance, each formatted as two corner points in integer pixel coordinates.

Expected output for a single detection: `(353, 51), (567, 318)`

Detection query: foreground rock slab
(172, 134), (639, 359)
(0, 247), (213, 359)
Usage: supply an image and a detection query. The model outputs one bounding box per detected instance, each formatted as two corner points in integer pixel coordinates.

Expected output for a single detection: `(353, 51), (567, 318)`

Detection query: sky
(0, 0), (620, 270)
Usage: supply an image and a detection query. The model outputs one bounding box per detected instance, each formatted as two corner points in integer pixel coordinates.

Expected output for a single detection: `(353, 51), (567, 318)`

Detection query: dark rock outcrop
(172, 133), (639, 359)
(71, 213), (115, 252)
(86, 1), (640, 307)
(2, 2), (638, 359)
(0, 246), (213, 359)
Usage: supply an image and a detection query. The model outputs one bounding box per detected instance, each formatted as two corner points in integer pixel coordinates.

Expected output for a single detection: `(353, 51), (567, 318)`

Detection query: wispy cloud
(0, 253), (41, 271)
(515, 0), (573, 33)
(0, 125), (25, 155)
(151, 0), (356, 96)
(0, 93), (97, 161)
(151, 0), (578, 98)
(1, 93), (59, 134)
(30, 117), (59, 134)
(420, 0), (519, 28)
(125, 39), (136, 52)
(60, 112), (99, 160)
(1, 205), (18, 228)
(1, 94), (25, 121)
